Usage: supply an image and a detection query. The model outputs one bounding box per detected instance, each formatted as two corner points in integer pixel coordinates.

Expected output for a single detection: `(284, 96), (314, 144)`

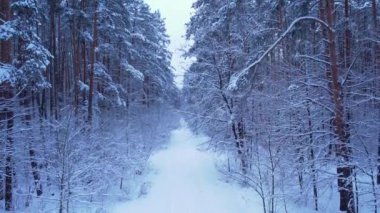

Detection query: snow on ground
(111, 120), (263, 213)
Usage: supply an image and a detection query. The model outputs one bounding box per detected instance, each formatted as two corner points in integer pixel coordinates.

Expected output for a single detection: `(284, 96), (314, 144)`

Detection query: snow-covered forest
(0, 0), (379, 213)
(183, 0), (379, 212)
(0, 0), (179, 212)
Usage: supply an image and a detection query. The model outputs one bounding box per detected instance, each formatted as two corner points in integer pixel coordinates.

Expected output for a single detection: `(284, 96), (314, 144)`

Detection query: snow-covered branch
(227, 16), (332, 91)
(296, 54), (331, 65)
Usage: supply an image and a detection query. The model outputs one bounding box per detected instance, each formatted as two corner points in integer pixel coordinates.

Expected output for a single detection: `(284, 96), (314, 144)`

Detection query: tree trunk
(319, 0), (336, 156)
(4, 110), (14, 212)
(342, 0), (352, 75)
(20, 92), (43, 197)
(81, 0), (87, 104)
(88, 0), (99, 123)
(0, 0), (11, 64)
(71, 24), (80, 113)
(232, 121), (247, 174)
(372, 0), (380, 186)
(71, 13), (80, 112)
(306, 92), (318, 211)
(49, 0), (58, 120)
(324, 1), (355, 212)
(309, 20), (319, 211)
(0, 0), (14, 210)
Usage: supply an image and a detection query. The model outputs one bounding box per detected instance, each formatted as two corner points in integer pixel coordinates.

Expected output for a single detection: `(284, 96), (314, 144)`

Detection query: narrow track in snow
(112, 121), (261, 213)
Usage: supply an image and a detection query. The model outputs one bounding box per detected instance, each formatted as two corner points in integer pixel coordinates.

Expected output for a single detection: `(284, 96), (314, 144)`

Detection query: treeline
(183, 0), (379, 212)
(0, 0), (178, 212)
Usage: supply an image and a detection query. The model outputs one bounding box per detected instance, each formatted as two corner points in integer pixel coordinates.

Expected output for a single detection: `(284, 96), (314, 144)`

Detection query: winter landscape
(0, 0), (379, 213)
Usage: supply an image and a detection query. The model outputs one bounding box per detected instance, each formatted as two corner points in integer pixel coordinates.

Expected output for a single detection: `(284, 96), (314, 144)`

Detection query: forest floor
(111, 120), (263, 213)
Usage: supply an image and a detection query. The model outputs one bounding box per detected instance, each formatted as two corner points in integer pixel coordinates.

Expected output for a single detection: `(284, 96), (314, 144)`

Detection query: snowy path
(112, 121), (262, 213)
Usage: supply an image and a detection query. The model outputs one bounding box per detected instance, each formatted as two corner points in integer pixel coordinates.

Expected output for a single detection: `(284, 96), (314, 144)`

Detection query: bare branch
(296, 54), (331, 65)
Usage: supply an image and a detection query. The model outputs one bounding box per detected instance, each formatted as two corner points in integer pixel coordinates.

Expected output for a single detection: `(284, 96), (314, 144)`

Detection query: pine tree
(0, 0), (14, 210)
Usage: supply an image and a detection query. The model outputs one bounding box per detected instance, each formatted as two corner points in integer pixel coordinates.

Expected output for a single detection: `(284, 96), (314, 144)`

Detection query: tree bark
(344, 0), (351, 69)
(232, 121), (247, 174)
(49, 0), (58, 120)
(0, 0), (14, 210)
(21, 92), (43, 197)
(81, 0), (87, 104)
(4, 110), (14, 212)
(324, 1), (355, 212)
(88, 0), (99, 123)
(306, 89), (318, 211)
(0, 0), (11, 64)
(372, 0), (380, 186)
(71, 5), (80, 112)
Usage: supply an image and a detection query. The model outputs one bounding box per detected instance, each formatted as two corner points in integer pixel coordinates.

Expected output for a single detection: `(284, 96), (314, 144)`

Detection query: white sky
(144, 0), (195, 89)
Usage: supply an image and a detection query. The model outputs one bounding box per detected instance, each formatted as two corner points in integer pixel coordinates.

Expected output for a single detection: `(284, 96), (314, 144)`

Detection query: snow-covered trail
(112, 121), (262, 213)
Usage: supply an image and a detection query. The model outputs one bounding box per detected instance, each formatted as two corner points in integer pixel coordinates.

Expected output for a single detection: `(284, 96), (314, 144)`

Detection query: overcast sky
(144, 0), (195, 89)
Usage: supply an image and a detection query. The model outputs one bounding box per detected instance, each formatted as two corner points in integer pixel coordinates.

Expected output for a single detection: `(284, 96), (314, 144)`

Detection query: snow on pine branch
(227, 16), (333, 91)
(131, 32), (147, 42)
(79, 80), (89, 93)
(0, 21), (17, 40)
(0, 63), (17, 85)
(11, 0), (38, 10)
(122, 62), (144, 82)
